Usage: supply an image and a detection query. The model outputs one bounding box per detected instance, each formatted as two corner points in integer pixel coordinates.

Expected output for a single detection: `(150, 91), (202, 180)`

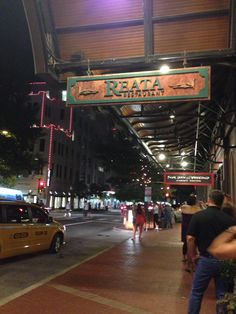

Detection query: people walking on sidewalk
(187, 190), (236, 314)
(153, 203), (159, 230)
(163, 203), (173, 229)
(144, 203), (154, 230)
(180, 194), (201, 263)
(64, 201), (71, 217)
(158, 203), (165, 229)
(83, 200), (89, 217)
(132, 203), (146, 241)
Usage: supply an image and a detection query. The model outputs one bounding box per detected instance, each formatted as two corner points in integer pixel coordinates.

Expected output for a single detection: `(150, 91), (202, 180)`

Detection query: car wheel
(50, 233), (62, 253)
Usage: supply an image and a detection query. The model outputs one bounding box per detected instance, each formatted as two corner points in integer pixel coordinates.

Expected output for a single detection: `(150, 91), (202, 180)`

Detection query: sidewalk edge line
(0, 245), (116, 307)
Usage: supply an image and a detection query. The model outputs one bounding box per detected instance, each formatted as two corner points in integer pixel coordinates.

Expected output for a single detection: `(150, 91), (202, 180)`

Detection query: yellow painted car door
(1, 204), (30, 258)
(29, 205), (53, 251)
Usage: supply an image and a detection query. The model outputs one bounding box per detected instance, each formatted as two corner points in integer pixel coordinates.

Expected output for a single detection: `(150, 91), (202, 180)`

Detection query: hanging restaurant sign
(66, 66), (210, 106)
(164, 172), (214, 186)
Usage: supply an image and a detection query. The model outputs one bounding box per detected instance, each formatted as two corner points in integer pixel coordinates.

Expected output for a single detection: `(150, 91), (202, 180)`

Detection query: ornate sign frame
(67, 67), (210, 106)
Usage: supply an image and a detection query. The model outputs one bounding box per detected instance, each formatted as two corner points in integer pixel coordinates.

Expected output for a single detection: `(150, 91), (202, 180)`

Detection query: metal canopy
(22, 0), (236, 174)
(116, 98), (217, 172)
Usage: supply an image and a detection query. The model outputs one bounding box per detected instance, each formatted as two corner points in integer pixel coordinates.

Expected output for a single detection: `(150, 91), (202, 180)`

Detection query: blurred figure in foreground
(222, 194), (236, 218)
(208, 196), (236, 259)
(208, 225), (236, 260)
(187, 190), (236, 314)
(222, 202), (236, 218)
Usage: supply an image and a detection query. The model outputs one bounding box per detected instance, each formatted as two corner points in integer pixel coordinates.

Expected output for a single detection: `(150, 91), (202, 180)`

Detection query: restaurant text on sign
(164, 172), (214, 186)
(67, 67), (210, 106)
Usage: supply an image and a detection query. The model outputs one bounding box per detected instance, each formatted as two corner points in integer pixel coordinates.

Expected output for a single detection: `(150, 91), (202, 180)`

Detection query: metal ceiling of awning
(22, 0), (236, 174)
(113, 79), (224, 173)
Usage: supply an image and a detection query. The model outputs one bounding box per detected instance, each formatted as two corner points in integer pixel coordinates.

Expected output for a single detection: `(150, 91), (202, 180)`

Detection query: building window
(45, 103), (48, 117)
(62, 90), (67, 101)
(87, 174), (91, 184)
(60, 109), (65, 120)
(33, 102), (39, 109)
(98, 166), (104, 172)
(51, 163), (54, 177)
(53, 140), (56, 154)
(64, 167), (67, 179)
(73, 113), (77, 123)
(29, 143), (34, 152)
(56, 164), (59, 177)
(39, 139), (45, 152)
(45, 104), (51, 118)
(39, 164), (43, 175)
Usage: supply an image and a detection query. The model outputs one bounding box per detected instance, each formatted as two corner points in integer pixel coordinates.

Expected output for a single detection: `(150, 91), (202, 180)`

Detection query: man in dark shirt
(187, 190), (236, 314)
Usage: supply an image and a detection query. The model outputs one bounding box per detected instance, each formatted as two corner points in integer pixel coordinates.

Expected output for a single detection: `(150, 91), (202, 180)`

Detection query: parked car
(0, 200), (65, 259)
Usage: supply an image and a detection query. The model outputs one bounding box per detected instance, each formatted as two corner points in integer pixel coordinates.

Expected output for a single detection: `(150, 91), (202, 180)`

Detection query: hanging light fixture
(158, 153), (166, 161)
(169, 112), (175, 119)
(181, 160), (188, 168)
(159, 64), (170, 74)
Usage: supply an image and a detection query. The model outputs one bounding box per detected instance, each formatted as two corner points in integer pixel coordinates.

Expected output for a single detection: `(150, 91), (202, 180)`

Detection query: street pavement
(0, 222), (216, 314)
(49, 208), (121, 220)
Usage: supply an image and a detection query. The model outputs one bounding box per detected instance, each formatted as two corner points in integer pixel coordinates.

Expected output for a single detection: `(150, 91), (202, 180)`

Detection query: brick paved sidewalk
(0, 225), (216, 314)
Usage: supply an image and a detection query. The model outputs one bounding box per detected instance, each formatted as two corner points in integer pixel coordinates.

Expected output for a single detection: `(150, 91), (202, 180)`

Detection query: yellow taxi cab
(0, 200), (65, 259)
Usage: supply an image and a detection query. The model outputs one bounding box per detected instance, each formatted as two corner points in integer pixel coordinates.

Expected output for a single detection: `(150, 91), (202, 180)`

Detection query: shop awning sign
(164, 172), (214, 186)
(67, 66), (210, 106)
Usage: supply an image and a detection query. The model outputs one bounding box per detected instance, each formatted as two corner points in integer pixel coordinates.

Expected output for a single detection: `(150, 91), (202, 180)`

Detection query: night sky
(0, 0), (35, 84)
